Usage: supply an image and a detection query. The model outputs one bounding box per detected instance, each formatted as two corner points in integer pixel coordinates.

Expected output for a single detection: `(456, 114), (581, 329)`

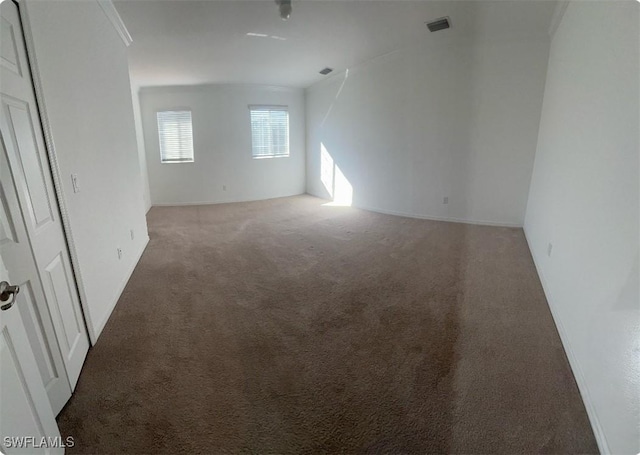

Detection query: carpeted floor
(57, 195), (598, 454)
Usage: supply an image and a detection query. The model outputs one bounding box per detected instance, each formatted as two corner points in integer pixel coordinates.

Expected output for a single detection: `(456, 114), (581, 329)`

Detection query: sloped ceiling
(115, 0), (557, 89)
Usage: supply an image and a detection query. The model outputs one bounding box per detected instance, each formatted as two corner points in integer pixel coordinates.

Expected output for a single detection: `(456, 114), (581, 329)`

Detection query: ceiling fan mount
(275, 0), (292, 20)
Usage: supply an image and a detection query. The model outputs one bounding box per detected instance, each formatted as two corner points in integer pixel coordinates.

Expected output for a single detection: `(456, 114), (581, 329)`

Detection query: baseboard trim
(352, 203), (523, 228)
(523, 226), (610, 454)
(153, 194), (522, 228)
(90, 235), (150, 343)
(150, 193), (306, 208)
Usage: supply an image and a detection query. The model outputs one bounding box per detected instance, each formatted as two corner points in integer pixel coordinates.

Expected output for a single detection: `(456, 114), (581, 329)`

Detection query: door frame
(12, 0), (133, 347)
(13, 0), (132, 344)
(11, 0), (94, 345)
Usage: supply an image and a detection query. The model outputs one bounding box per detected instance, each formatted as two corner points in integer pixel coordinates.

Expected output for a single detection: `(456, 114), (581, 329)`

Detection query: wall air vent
(319, 67), (333, 75)
(426, 16), (451, 32)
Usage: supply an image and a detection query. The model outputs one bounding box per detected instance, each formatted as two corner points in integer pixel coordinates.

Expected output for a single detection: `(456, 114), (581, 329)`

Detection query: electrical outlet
(130, 229), (135, 240)
(117, 247), (123, 259)
(443, 197), (449, 204)
(547, 243), (553, 257)
(71, 174), (80, 193)
(223, 185), (227, 192)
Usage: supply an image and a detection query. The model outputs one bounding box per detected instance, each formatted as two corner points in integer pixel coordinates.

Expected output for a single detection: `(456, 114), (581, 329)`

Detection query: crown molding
(548, 1), (570, 39)
(97, 0), (132, 47)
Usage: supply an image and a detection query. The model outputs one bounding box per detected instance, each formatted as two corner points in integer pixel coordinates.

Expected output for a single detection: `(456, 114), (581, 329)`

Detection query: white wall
(140, 85), (305, 206)
(524, 2), (639, 453)
(24, 0), (150, 342)
(306, 37), (550, 227)
(131, 85), (152, 212)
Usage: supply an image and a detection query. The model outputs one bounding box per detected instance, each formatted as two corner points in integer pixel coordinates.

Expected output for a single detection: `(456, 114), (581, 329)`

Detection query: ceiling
(114, 0), (558, 89)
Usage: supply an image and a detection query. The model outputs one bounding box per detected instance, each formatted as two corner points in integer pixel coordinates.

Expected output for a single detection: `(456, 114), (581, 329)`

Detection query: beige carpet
(57, 195), (597, 454)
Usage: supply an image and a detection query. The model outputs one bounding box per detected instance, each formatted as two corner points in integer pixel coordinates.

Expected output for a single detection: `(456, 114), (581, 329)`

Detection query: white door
(0, 255), (64, 455)
(0, 0), (89, 414)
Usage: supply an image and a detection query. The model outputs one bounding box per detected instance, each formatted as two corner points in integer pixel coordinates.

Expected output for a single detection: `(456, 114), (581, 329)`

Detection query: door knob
(0, 281), (20, 311)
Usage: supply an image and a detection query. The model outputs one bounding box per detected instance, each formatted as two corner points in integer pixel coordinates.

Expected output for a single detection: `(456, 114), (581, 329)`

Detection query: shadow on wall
(307, 12), (547, 226)
(308, 42), (479, 220)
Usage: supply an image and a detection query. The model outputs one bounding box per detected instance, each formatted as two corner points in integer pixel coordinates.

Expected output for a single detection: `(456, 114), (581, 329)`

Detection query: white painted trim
(153, 195), (521, 228)
(523, 226), (610, 455)
(140, 83), (303, 94)
(96, 0), (132, 47)
(548, 0), (570, 39)
(91, 236), (149, 342)
(353, 203), (522, 228)
(16, 0), (95, 345)
(150, 193), (306, 208)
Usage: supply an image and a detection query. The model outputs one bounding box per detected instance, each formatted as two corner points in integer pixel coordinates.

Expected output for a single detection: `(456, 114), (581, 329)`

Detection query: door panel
(0, 138), (70, 415)
(3, 97), (53, 229)
(0, 186), (17, 243)
(5, 99), (53, 228)
(1, 329), (48, 451)
(0, 16), (21, 76)
(17, 280), (59, 388)
(44, 253), (84, 359)
(1, 0), (89, 412)
(0, 260), (63, 455)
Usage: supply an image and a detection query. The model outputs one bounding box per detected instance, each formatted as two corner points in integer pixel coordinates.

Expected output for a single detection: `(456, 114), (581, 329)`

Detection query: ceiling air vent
(426, 16), (451, 32)
(319, 67), (333, 75)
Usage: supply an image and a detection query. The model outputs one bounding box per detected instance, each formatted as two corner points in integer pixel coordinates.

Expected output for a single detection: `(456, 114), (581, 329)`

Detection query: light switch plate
(71, 174), (80, 193)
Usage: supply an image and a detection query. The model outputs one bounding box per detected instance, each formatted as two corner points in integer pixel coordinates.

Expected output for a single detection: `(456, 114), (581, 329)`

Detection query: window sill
(252, 155), (290, 160)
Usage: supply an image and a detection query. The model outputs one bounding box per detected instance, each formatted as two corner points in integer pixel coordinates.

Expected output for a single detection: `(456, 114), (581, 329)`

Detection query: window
(157, 110), (194, 163)
(249, 106), (289, 158)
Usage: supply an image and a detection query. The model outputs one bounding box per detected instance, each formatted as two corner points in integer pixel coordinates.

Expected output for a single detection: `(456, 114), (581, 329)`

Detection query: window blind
(249, 106), (289, 158)
(157, 110), (194, 163)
